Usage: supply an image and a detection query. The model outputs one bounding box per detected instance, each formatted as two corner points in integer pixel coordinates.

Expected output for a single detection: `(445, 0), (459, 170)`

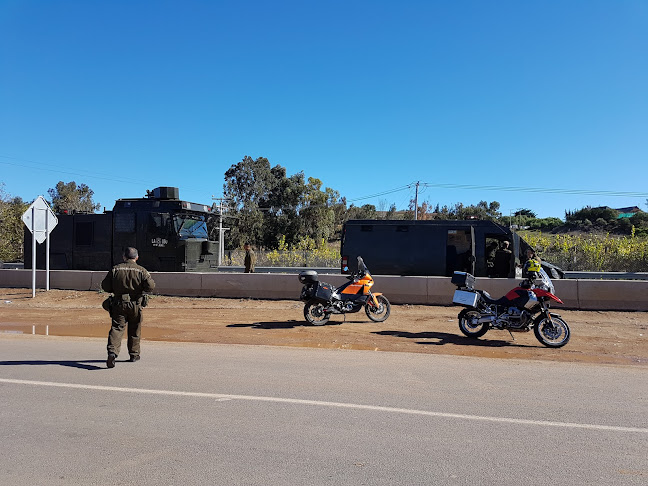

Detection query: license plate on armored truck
(453, 290), (478, 307)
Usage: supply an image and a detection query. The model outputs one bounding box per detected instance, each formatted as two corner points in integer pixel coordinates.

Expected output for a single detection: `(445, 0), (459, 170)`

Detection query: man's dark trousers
(107, 300), (143, 358)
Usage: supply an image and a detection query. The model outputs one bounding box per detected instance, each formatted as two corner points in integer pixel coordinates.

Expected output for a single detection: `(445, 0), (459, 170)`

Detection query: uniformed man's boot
(106, 354), (116, 368)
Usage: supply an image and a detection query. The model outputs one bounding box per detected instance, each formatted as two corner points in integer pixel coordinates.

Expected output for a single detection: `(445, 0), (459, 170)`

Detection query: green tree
(630, 211), (648, 232)
(0, 184), (29, 262)
(431, 200), (502, 221)
(515, 208), (537, 218)
(223, 156), (344, 249)
(263, 166), (305, 248)
(223, 156), (274, 248)
(565, 206), (618, 228)
(47, 181), (100, 214)
(404, 200), (435, 220)
(527, 217), (563, 231)
(345, 203), (378, 221)
(299, 177), (340, 242)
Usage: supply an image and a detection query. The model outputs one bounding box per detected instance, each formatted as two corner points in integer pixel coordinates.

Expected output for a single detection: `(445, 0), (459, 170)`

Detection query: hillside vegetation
(520, 231), (648, 272)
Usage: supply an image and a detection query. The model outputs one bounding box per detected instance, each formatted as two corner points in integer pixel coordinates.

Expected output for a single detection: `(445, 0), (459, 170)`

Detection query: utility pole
(414, 181), (420, 220)
(211, 196), (231, 266)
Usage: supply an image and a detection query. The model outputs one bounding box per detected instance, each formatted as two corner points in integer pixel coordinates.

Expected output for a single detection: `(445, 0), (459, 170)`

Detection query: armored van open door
(469, 225), (476, 275)
(445, 227), (475, 276)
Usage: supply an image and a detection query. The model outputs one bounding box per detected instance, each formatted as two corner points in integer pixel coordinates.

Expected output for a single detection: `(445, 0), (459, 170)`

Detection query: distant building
(614, 206), (642, 219)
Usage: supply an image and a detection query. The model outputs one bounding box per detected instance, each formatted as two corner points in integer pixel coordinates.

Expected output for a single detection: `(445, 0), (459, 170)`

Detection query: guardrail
(2, 268), (647, 311)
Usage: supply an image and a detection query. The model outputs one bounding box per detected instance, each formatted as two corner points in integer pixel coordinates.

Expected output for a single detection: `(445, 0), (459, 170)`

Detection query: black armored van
(25, 187), (219, 272)
(340, 219), (563, 278)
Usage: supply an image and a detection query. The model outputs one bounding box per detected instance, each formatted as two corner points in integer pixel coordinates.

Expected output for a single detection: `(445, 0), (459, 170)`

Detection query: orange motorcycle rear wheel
(304, 300), (331, 326)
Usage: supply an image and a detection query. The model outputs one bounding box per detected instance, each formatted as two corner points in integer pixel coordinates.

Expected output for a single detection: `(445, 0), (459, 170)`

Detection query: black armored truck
(340, 219), (563, 279)
(24, 187), (219, 272)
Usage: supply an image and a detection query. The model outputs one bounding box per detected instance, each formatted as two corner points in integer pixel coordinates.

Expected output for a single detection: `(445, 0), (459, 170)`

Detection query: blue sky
(1, 0), (647, 219)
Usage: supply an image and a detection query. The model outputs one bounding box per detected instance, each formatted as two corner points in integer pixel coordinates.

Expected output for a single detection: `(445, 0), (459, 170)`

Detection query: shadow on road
(373, 330), (531, 348)
(0, 360), (106, 370)
(227, 319), (350, 329)
(228, 321), (304, 329)
(228, 316), (380, 329)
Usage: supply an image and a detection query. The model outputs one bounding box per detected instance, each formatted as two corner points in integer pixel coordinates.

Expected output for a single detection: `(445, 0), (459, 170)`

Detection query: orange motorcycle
(298, 257), (391, 325)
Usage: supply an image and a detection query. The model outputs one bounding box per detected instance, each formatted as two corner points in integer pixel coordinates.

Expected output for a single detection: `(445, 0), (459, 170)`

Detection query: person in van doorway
(525, 248), (541, 263)
(493, 240), (513, 278)
(486, 241), (499, 277)
(244, 242), (256, 273)
(102, 247), (155, 368)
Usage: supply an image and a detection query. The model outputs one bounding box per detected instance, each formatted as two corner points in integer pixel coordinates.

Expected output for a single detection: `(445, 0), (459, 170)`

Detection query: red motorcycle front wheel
(534, 315), (570, 347)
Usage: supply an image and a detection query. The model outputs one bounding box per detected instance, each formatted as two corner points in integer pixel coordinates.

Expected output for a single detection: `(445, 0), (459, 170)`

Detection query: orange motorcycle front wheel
(365, 295), (391, 322)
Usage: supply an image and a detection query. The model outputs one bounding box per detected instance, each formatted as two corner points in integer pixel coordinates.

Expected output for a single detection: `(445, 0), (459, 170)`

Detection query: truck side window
(149, 213), (171, 236)
(114, 213), (135, 233)
(75, 222), (93, 246)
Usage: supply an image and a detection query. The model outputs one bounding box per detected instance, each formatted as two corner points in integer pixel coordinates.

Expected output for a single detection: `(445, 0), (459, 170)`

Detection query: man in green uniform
(102, 247), (155, 368)
(244, 242), (256, 273)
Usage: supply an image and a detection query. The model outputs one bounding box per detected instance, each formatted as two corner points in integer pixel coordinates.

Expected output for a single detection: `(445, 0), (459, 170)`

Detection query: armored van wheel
(304, 301), (331, 325)
(365, 295), (391, 322)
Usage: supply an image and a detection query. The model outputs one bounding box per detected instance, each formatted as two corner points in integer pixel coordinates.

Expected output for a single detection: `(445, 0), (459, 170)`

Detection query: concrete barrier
(576, 279), (648, 311)
(1, 269), (647, 311)
(371, 275), (429, 305)
(50, 270), (95, 291)
(152, 272), (206, 297)
(200, 272), (303, 300)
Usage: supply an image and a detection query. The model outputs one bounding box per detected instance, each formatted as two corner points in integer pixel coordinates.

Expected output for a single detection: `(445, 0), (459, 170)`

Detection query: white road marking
(1, 377), (646, 434)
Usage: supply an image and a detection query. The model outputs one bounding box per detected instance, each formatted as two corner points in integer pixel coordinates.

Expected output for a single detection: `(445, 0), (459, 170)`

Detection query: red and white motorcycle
(451, 265), (570, 348)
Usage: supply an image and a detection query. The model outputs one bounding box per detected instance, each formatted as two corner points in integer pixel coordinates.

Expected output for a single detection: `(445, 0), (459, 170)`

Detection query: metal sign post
(22, 196), (58, 297)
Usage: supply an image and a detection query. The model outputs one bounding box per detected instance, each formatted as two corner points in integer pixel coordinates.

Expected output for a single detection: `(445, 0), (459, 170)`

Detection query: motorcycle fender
(534, 288), (563, 304)
(369, 292), (382, 307)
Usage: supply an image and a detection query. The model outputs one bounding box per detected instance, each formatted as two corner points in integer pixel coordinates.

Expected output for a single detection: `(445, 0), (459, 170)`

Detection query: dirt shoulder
(1, 288), (646, 367)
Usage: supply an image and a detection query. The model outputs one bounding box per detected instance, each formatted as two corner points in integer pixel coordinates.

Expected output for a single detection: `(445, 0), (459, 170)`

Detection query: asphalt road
(1, 336), (647, 485)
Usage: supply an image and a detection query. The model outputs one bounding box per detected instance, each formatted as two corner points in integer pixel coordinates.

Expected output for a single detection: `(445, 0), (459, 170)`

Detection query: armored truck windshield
(175, 214), (208, 239)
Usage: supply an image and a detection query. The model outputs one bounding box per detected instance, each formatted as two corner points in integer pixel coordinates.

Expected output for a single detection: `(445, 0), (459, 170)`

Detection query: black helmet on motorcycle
(520, 279), (533, 289)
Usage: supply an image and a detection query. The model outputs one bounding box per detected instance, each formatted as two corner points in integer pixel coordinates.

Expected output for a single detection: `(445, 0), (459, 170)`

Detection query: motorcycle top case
(453, 289), (479, 307)
(451, 271), (475, 289)
(298, 270), (319, 284)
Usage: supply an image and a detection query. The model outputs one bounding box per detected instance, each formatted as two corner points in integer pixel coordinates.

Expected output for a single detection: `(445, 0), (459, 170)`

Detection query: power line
(0, 154), (157, 186)
(3, 152), (645, 204)
(420, 182), (648, 198)
(345, 184), (412, 203)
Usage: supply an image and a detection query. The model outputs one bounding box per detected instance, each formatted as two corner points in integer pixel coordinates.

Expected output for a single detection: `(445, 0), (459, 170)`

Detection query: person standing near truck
(102, 247), (155, 368)
(244, 242), (256, 273)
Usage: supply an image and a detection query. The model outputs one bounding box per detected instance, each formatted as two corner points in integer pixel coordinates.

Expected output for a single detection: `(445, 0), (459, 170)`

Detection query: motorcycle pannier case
(451, 271), (475, 289)
(312, 282), (334, 303)
(453, 289), (479, 307)
(299, 270), (319, 284)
